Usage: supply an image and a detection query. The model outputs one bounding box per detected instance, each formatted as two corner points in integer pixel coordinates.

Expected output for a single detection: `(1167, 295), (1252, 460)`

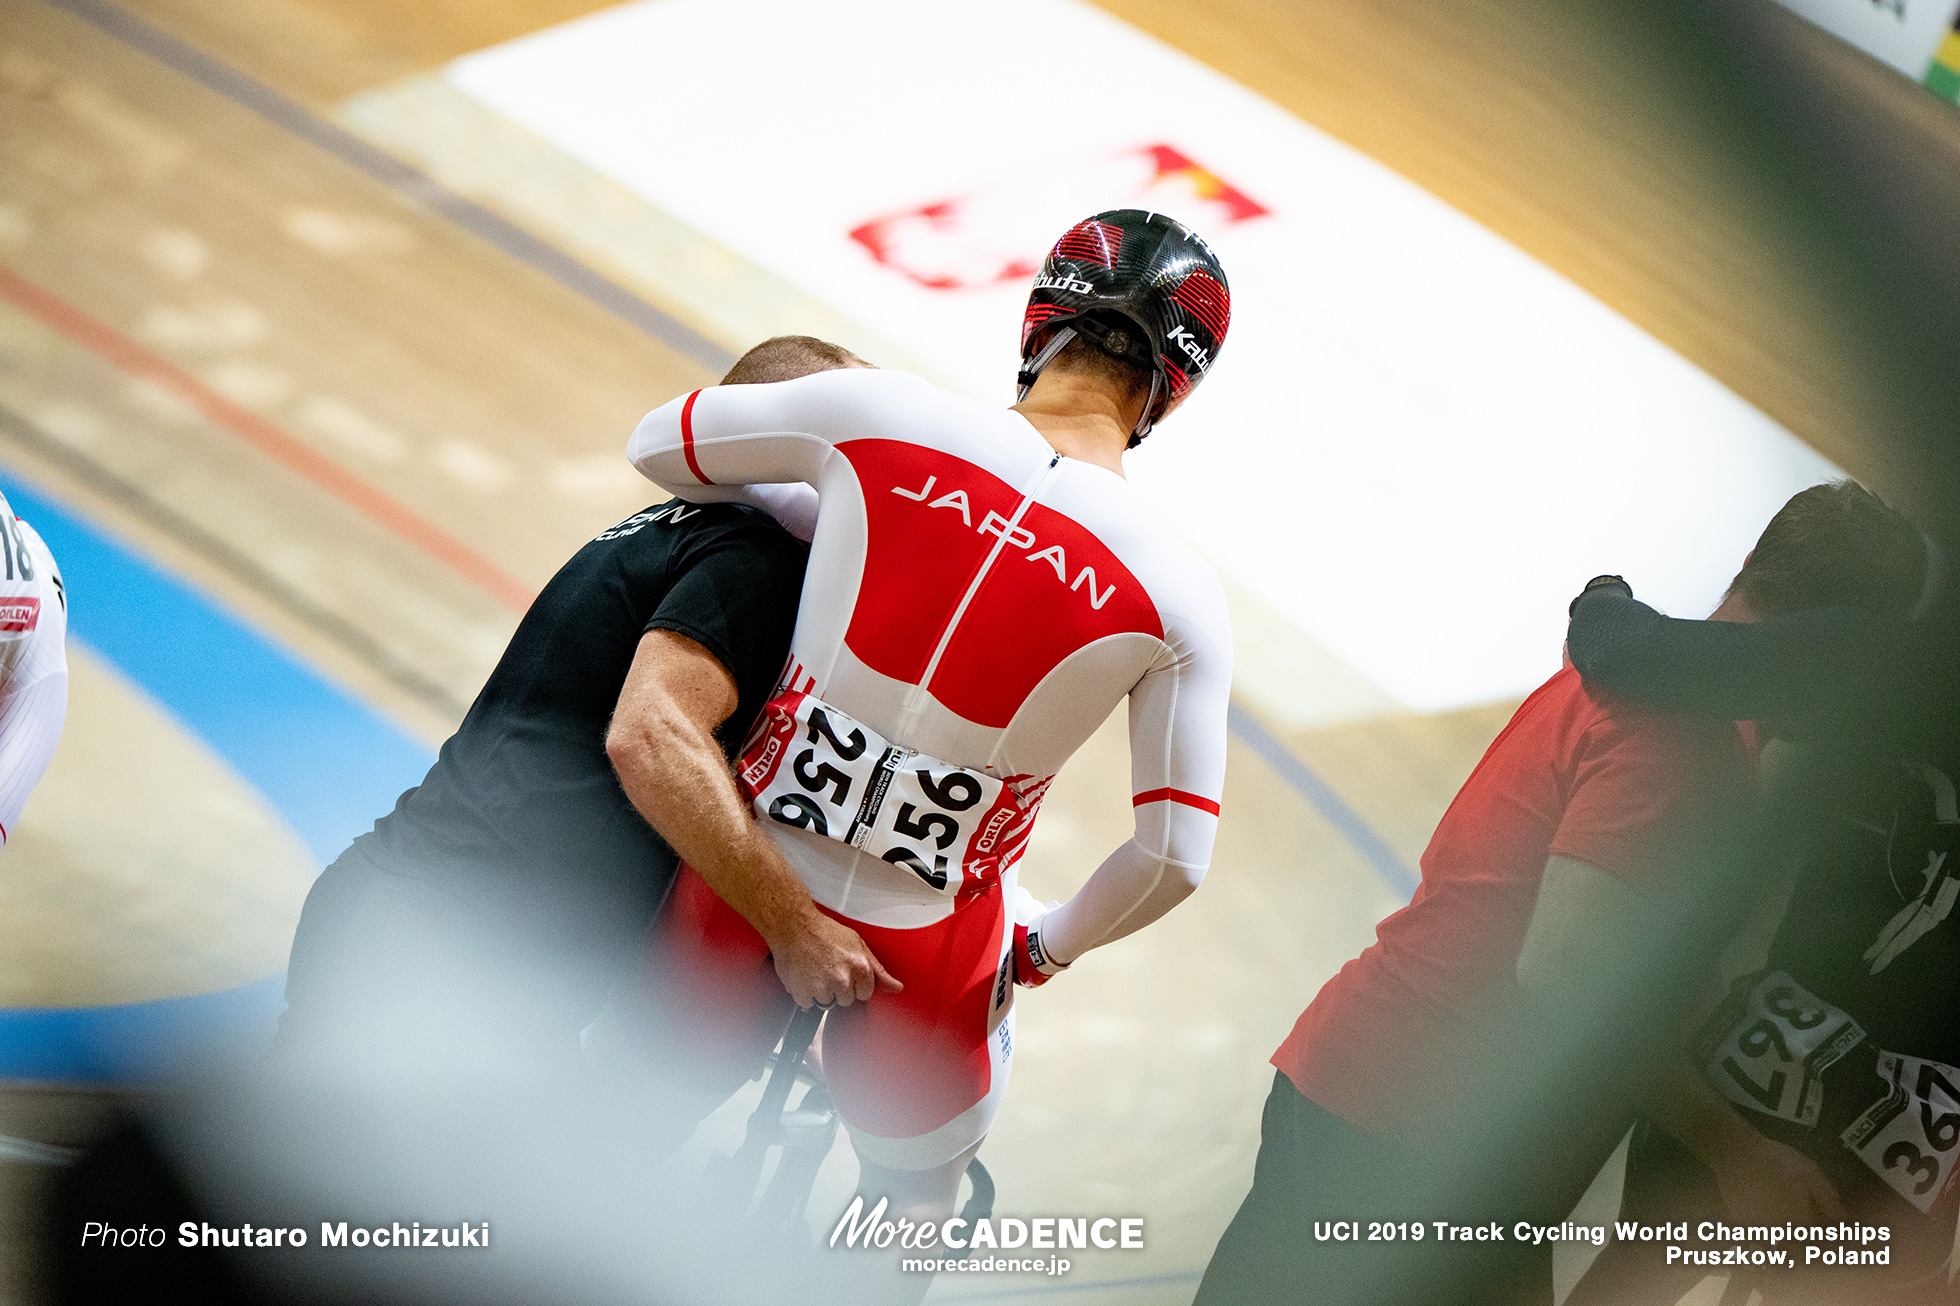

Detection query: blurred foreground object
(1562, 483), (1960, 1300)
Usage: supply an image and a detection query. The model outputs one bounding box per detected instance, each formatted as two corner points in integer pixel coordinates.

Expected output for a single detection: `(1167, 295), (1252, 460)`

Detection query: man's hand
(1647, 1057), (1844, 1229)
(767, 908), (903, 1008)
(1569, 574), (1633, 618)
(1012, 920), (1070, 988)
(1565, 576), (1632, 669)
(1652, 1055), (1844, 1226)
(1707, 1131), (1845, 1226)
(609, 631), (899, 1007)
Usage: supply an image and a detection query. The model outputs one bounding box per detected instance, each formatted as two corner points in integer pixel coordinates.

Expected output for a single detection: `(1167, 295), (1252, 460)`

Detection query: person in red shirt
(1276, 668), (1743, 1137)
(1196, 481), (1925, 1306)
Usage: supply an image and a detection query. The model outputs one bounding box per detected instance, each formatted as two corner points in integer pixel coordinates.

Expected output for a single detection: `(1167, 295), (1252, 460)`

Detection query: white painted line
(449, 0), (1840, 710)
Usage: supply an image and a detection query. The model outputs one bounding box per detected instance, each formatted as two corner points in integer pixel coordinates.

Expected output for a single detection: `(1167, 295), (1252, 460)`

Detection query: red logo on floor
(849, 144), (1268, 292)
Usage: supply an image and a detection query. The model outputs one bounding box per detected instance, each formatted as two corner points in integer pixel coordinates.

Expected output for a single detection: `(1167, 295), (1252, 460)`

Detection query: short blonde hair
(721, 336), (869, 385)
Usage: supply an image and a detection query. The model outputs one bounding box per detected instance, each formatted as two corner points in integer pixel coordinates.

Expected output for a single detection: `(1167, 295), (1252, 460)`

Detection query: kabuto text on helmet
(1017, 210), (1231, 446)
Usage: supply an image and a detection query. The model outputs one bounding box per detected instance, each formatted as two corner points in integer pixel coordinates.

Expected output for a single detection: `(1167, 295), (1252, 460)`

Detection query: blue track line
(12, 0), (1420, 1085)
(1227, 703), (1419, 901)
(47, 0), (1420, 905)
(0, 478), (433, 867)
(0, 475), (435, 1080)
(0, 977), (288, 1083)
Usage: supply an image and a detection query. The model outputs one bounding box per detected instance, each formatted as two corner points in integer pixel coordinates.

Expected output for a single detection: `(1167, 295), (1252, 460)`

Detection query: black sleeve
(1567, 589), (1921, 744)
(644, 515), (808, 746)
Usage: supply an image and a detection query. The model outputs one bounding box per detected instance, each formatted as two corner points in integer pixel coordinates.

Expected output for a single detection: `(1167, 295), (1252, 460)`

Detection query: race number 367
(1697, 971), (1864, 1127)
(1842, 1051), (1960, 1214)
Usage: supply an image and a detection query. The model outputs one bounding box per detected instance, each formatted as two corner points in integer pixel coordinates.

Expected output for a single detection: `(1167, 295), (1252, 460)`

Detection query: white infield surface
(447, 0), (1840, 713)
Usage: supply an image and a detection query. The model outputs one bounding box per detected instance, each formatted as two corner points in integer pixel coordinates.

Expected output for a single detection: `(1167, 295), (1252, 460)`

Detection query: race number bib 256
(1842, 1052), (1960, 1214)
(737, 691), (1038, 895)
(1696, 971), (1865, 1127)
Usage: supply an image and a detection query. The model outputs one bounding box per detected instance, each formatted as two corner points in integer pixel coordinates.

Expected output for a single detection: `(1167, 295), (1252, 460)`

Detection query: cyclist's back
(616, 211), (1237, 1181)
(629, 364), (1229, 926)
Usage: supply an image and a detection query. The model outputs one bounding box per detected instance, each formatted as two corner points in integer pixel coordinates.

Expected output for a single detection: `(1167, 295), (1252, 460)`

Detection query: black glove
(1569, 574), (1632, 619)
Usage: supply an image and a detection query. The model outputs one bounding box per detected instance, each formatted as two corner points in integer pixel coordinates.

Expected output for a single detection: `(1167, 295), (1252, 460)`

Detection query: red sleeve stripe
(679, 389), (714, 485)
(1132, 788), (1221, 816)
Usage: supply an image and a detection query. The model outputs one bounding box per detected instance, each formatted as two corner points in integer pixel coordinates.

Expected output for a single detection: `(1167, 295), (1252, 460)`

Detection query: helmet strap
(1130, 370), (1163, 446)
(1016, 325), (1078, 402)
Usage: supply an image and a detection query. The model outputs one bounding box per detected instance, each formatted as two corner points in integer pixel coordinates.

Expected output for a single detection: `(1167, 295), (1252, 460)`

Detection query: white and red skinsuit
(627, 367), (1231, 1167)
(0, 495), (64, 850)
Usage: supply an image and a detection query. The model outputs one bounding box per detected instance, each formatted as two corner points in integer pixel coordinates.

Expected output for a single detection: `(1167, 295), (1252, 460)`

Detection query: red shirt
(1271, 667), (1748, 1133)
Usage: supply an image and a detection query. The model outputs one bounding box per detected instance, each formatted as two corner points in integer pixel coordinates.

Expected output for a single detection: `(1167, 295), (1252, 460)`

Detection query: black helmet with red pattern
(1017, 209), (1230, 447)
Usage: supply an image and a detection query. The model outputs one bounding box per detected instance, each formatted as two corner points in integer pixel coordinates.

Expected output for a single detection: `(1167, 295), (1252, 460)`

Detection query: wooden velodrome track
(1, 0), (1955, 1300)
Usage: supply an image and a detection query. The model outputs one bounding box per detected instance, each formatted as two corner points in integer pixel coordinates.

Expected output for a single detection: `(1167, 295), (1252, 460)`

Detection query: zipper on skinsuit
(898, 451), (1065, 735)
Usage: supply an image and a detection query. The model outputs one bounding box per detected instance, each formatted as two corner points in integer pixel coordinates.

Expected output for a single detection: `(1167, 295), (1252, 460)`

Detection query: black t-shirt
(1767, 760), (1960, 1064)
(1740, 755), (1960, 1225)
(1569, 591), (1960, 1227)
(351, 499), (806, 948)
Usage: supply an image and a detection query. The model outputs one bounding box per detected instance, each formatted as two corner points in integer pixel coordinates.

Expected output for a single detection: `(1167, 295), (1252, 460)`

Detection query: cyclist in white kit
(0, 489), (65, 850)
(622, 211), (1236, 1229)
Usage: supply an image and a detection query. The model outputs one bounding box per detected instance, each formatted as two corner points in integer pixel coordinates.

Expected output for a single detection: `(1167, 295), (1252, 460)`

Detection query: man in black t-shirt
(43, 341), (899, 1306)
(279, 337), (893, 1065)
(1559, 483), (1960, 1299)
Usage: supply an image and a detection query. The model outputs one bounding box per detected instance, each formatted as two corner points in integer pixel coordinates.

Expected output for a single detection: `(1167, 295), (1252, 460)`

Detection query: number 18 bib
(736, 690), (1039, 896)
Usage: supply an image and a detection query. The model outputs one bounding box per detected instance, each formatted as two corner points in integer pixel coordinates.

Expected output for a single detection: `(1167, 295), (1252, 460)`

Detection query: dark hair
(1730, 480), (1926, 617)
(721, 335), (869, 385)
(1042, 327), (1152, 408)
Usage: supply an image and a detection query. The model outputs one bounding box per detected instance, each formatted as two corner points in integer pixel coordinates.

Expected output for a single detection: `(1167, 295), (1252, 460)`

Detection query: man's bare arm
(605, 629), (900, 1006)
(1519, 855), (1841, 1224)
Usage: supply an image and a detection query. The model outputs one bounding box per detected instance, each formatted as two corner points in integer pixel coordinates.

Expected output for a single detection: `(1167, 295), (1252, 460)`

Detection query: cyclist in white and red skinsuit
(626, 212), (1234, 1207)
(0, 490), (66, 850)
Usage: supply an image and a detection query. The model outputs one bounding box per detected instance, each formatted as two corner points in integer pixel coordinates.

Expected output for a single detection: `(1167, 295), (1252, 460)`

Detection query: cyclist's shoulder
(1154, 554), (1229, 645)
(1136, 542), (1228, 643)
(779, 364), (942, 409)
(1074, 479), (1220, 588)
(1082, 504), (1228, 647)
(768, 367), (1002, 443)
